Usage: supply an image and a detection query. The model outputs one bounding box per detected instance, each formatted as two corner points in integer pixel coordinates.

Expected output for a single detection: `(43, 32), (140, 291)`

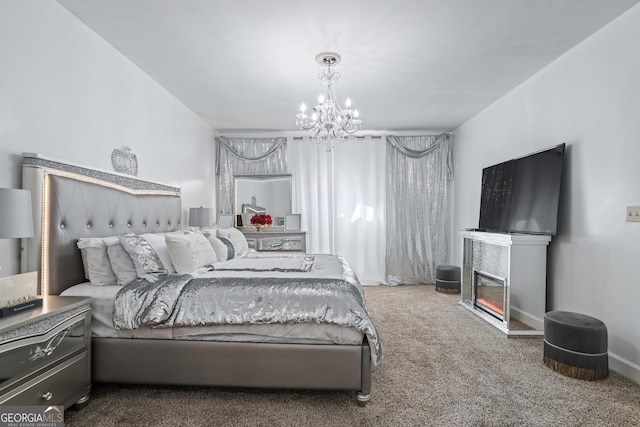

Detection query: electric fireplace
(473, 271), (506, 321)
(459, 230), (550, 336)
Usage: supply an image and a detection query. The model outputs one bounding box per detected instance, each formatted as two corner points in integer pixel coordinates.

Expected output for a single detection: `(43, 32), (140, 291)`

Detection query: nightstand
(0, 296), (91, 409)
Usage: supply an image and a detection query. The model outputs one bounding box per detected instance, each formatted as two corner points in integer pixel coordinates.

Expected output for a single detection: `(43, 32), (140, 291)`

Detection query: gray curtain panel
(385, 133), (453, 285)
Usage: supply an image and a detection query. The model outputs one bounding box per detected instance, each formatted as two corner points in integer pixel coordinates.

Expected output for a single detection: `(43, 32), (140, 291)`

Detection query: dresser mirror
(233, 175), (292, 227)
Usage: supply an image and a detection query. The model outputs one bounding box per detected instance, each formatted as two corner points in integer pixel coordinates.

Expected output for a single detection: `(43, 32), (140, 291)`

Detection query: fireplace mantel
(459, 230), (551, 336)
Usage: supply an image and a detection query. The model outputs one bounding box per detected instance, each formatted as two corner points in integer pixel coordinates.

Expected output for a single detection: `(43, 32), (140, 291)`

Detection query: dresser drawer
(256, 236), (304, 251)
(242, 231), (307, 252)
(1, 351), (88, 407)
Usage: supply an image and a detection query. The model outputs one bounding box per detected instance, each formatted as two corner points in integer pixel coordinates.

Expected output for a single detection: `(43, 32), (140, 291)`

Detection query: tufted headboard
(21, 153), (182, 295)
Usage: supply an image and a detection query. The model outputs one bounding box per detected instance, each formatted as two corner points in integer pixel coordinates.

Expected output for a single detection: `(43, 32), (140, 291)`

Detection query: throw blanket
(113, 256), (382, 365)
(208, 255), (315, 272)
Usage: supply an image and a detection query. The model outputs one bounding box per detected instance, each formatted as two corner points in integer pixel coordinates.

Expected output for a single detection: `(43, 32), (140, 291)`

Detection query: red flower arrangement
(250, 214), (272, 226)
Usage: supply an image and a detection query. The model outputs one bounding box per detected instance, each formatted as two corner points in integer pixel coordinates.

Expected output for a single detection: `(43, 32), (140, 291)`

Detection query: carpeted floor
(65, 285), (640, 426)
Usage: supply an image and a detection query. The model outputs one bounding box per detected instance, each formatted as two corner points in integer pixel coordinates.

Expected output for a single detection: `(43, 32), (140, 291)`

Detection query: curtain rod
(292, 135), (383, 141)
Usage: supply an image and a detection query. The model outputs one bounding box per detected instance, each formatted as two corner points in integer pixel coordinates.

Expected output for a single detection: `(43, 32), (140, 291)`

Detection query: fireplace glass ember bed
(473, 271), (506, 322)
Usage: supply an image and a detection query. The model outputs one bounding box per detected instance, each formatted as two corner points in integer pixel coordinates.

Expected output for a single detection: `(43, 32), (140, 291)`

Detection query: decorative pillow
(77, 238), (117, 286)
(165, 232), (217, 274)
(119, 235), (168, 282)
(103, 236), (138, 286)
(138, 233), (177, 275)
(216, 228), (249, 257)
(218, 237), (235, 260)
(199, 229), (230, 261)
(79, 248), (90, 280)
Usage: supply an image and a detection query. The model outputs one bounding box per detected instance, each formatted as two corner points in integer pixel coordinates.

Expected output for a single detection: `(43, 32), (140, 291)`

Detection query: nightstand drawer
(0, 315), (86, 390)
(1, 351), (88, 406)
(0, 296), (92, 409)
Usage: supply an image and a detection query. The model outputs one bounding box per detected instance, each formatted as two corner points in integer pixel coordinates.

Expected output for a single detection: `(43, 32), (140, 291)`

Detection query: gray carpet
(65, 285), (640, 426)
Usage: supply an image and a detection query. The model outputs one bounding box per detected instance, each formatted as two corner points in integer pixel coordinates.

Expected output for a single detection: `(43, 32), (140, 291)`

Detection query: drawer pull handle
(42, 391), (53, 401)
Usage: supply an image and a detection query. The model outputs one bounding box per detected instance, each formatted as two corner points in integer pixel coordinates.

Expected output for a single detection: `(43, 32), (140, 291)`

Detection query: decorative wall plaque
(111, 146), (138, 176)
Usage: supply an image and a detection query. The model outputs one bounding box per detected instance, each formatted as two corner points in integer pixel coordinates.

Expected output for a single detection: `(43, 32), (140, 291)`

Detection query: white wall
(0, 1), (215, 277)
(453, 4), (640, 382)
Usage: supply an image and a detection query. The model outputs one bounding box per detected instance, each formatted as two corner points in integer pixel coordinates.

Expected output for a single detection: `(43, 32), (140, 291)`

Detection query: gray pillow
(216, 227), (249, 256)
(200, 230), (230, 261)
(76, 238), (117, 286)
(218, 237), (235, 260)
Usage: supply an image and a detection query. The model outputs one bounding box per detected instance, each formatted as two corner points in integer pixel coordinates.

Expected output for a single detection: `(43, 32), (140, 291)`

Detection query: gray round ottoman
(543, 311), (608, 380)
(435, 265), (461, 294)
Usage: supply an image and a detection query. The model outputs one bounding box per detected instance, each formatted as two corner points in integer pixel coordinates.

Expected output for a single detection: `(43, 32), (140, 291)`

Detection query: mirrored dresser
(0, 296), (91, 408)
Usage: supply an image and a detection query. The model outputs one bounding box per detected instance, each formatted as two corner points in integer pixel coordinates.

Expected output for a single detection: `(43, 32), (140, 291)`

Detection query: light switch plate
(626, 206), (640, 222)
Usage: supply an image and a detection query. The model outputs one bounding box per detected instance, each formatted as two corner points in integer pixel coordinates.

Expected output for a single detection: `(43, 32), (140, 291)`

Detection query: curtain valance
(216, 136), (288, 173)
(386, 133), (453, 180)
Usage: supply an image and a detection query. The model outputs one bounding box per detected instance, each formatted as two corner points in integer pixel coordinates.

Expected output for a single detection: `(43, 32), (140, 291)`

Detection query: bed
(20, 153), (381, 406)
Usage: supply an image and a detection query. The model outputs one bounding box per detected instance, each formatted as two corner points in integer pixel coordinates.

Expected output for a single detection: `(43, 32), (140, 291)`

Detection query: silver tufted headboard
(21, 153), (182, 295)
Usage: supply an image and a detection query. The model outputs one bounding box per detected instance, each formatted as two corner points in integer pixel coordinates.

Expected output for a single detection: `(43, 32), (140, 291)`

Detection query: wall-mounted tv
(478, 143), (566, 235)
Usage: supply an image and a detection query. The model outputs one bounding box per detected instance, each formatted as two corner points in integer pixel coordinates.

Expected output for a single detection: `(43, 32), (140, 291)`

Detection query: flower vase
(253, 224), (268, 232)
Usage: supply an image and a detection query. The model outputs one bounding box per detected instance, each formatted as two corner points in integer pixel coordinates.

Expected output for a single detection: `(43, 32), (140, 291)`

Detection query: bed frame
(20, 153), (371, 406)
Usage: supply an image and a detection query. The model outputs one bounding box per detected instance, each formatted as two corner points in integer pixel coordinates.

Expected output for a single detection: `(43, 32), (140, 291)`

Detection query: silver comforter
(112, 254), (382, 365)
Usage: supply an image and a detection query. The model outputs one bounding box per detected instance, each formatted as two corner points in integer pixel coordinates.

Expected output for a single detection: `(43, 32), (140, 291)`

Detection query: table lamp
(0, 188), (38, 316)
(0, 188), (33, 240)
(188, 207), (214, 228)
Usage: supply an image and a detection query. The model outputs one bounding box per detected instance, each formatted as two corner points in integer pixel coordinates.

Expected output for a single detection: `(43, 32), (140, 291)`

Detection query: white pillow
(216, 228), (249, 257)
(190, 225), (217, 233)
(77, 238), (117, 286)
(103, 236), (138, 286)
(199, 229), (231, 261)
(165, 232), (217, 274)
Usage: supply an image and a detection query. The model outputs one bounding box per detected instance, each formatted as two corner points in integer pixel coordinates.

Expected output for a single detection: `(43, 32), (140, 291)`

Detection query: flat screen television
(478, 143), (566, 235)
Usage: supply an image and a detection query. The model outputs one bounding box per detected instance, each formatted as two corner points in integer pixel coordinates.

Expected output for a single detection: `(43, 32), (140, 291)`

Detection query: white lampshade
(188, 207), (214, 228)
(0, 188), (33, 239)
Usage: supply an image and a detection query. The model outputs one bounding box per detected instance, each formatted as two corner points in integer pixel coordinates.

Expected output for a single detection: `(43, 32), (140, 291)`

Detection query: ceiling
(57, 0), (639, 134)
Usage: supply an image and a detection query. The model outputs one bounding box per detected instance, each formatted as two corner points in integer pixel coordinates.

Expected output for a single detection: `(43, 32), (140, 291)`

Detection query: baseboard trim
(609, 352), (640, 385)
(510, 306), (543, 331)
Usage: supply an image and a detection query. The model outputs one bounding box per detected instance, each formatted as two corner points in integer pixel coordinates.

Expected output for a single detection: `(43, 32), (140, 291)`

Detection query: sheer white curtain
(289, 137), (386, 285)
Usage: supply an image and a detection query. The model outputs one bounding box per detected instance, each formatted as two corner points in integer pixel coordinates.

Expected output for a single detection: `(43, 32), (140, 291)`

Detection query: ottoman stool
(435, 265), (461, 294)
(543, 311), (608, 380)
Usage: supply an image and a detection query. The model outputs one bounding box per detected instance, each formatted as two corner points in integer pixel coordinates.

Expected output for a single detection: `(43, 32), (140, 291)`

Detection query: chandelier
(296, 52), (362, 148)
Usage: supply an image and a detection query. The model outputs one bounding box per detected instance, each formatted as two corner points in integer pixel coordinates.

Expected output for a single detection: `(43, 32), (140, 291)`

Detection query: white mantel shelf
(459, 230), (552, 337)
(459, 230), (552, 246)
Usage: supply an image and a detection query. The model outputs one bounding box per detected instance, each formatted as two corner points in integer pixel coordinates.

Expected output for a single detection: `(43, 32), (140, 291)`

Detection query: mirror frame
(233, 174), (292, 229)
